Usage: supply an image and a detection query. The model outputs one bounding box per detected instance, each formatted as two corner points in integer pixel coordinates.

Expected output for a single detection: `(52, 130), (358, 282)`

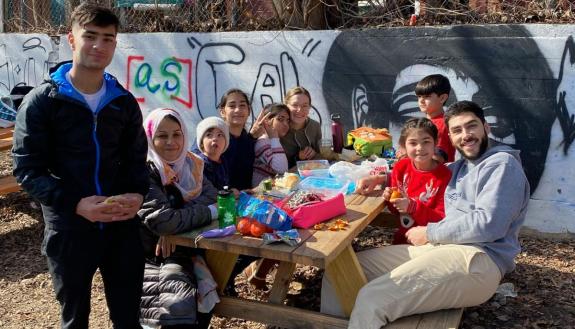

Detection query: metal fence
(2, 0), (574, 34)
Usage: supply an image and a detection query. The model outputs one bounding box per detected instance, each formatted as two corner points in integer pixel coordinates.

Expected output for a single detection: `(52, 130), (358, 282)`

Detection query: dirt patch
(0, 156), (573, 328)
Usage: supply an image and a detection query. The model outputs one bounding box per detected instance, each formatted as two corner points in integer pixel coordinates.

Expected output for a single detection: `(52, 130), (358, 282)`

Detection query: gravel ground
(0, 152), (574, 328)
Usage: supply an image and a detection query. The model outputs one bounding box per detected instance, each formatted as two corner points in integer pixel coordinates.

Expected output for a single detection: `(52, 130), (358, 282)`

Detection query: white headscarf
(144, 108), (204, 202)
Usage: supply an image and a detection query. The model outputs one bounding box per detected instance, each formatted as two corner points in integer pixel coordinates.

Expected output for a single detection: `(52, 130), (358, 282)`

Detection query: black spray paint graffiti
(323, 26), (558, 193)
(0, 37), (57, 95)
(189, 36), (323, 125)
(556, 35), (575, 155)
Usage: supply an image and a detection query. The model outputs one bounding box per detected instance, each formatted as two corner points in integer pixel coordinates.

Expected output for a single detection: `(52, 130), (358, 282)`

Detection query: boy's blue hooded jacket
(12, 61), (149, 230)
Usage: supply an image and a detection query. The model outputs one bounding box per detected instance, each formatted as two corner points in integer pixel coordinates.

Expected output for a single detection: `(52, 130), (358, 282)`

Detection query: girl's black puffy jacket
(12, 62), (149, 230)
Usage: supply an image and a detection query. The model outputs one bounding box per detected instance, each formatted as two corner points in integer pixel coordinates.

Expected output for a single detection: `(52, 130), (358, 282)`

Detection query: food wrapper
(236, 192), (292, 231)
(262, 229), (301, 247)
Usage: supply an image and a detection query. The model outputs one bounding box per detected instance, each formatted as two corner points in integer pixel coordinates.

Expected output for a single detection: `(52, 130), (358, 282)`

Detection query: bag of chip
(236, 192), (292, 231)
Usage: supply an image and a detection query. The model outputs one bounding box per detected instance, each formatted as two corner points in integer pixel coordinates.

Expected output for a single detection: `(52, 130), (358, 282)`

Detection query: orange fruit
(390, 188), (403, 201)
(237, 217), (252, 236)
(250, 221), (271, 238)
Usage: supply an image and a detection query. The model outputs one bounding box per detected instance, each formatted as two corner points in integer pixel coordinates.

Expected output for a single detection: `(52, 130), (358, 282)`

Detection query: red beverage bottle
(331, 113), (344, 153)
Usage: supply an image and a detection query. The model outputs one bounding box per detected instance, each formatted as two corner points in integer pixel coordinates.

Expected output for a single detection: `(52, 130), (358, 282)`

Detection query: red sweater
(431, 113), (456, 162)
(389, 158), (452, 244)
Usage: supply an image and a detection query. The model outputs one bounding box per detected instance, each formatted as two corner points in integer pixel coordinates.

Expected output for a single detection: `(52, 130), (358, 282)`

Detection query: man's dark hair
(414, 74), (451, 103)
(70, 3), (120, 33)
(444, 100), (486, 128)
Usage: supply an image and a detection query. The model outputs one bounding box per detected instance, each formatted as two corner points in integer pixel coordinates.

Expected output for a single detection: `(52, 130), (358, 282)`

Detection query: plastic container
(297, 176), (350, 198)
(296, 160), (330, 178)
(217, 186), (236, 228)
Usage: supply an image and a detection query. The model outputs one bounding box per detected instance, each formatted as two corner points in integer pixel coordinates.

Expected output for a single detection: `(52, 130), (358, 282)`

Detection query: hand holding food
(389, 187), (403, 201)
(356, 174), (386, 195)
(390, 197), (410, 213)
(101, 193), (144, 221)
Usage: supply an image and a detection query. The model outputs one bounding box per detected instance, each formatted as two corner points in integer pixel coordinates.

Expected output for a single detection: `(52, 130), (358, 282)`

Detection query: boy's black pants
(43, 220), (145, 329)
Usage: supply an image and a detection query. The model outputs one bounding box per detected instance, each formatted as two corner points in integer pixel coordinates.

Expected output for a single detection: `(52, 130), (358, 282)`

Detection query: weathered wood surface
(0, 175), (20, 195)
(168, 193), (385, 268)
(212, 296), (463, 329)
(0, 127), (13, 151)
(213, 296), (349, 329)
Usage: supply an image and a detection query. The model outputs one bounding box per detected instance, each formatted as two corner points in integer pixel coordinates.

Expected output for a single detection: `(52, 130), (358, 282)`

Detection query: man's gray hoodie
(427, 142), (530, 276)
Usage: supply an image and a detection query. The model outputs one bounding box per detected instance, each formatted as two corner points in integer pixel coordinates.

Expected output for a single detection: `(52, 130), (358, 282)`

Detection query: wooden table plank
(415, 308), (463, 329)
(0, 176), (20, 195)
(168, 220), (316, 264)
(214, 296), (349, 329)
(0, 137), (13, 151)
(168, 193), (384, 269)
(0, 127), (14, 139)
(291, 195), (385, 267)
(384, 314), (422, 329)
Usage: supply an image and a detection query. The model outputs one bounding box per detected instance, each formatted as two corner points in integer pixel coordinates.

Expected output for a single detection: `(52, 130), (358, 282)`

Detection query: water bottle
(217, 186), (236, 228)
(331, 113), (344, 153)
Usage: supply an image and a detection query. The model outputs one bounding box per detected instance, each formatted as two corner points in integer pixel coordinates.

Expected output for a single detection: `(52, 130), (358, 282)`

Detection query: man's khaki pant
(320, 244), (502, 329)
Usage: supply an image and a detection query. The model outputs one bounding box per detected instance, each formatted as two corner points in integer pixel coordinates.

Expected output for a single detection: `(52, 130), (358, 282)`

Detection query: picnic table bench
(0, 127), (14, 151)
(167, 192), (464, 328)
(0, 127), (20, 196)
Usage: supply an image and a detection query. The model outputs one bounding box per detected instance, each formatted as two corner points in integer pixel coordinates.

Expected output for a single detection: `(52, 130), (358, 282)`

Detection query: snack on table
(284, 190), (323, 210)
(275, 173), (300, 189)
(297, 160), (330, 178)
(389, 188), (403, 201)
(262, 229), (301, 247)
(314, 218), (349, 231)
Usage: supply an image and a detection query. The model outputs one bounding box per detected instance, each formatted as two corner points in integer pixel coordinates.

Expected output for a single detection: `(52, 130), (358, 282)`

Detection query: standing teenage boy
(415, 74), (456, 162)
(12, 4), (148, 328)
(325, 101), (530, 329)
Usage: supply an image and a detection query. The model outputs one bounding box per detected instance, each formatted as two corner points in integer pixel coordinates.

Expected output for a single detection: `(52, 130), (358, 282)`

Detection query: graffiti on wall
(126, 55), (193, 108)
(9, 27), (575, 233)
(117, 34), (328, 129)
(0, 35), (57, 95)
(322, 26), (575, 233)
(323, 26), (557, 193)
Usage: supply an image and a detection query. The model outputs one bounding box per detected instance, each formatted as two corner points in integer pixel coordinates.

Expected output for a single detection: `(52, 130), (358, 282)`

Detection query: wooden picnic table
(0, 127), (14, 151)
(166, 192), (385, 328)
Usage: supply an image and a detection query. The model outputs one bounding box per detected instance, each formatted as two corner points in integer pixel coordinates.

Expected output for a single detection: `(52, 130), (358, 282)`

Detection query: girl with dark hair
(356, 117), (451, 244)
(216, 88), (257, 190)
(252, 103), (291, 186)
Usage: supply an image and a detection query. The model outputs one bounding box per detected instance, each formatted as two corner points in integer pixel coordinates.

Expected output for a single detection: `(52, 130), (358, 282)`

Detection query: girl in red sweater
(384, 117), (452, 244)
(356, 118), (451, 244)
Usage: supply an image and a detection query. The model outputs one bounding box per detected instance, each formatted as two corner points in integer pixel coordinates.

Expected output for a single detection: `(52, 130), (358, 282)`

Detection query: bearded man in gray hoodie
(321, 101), (530, 329)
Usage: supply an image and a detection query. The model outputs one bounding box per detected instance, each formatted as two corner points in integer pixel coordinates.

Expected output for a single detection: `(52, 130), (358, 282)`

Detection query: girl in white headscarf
(138, 108), (219, 328)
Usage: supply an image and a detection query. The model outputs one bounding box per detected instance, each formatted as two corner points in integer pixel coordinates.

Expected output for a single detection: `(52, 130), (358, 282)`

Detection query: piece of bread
(276, 173), (300, 189)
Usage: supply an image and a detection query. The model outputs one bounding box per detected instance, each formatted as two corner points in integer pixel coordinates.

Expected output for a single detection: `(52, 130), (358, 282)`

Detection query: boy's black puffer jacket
(141, 258), (198, 326)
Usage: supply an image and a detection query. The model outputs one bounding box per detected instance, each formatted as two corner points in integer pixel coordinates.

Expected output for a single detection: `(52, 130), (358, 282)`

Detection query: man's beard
(457, 132), (489, 160)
